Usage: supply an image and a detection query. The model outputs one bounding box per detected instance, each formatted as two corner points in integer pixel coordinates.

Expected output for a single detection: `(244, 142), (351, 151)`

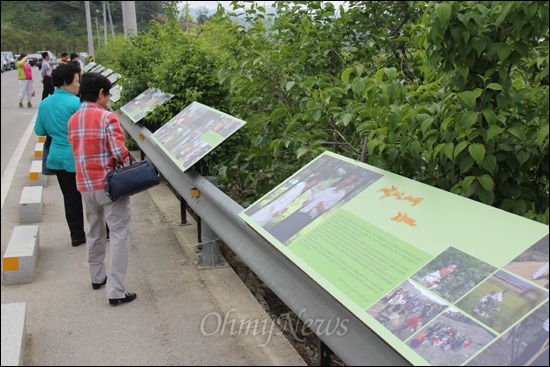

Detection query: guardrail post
(179, 196), (190, 226)
(194, 176), (227, 269)
(319, 340), (333, 366)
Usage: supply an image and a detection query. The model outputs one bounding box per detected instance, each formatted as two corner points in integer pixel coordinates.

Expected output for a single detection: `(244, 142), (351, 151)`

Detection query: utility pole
(95, 17), (101, 48)
(103, 1), (108, 47)
(121, 1), (138, 38)
(107, 1), (115, 39)
(85, 1), (95, 58)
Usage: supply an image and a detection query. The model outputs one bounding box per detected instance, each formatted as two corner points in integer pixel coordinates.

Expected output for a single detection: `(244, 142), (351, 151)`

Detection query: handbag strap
(113, 154), (137, 168)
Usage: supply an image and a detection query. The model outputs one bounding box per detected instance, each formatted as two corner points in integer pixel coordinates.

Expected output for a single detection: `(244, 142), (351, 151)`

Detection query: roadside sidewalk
(0, 128), (306, 365)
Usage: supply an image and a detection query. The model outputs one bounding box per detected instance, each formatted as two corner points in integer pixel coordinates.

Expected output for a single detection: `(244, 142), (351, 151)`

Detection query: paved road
(0, 71), (306, 366)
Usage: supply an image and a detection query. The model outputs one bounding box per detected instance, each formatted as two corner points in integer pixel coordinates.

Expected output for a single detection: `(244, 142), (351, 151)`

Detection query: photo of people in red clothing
(411, 247), (496, 303)
(406, 307), (496, 366)
(366, 280), (448, 341)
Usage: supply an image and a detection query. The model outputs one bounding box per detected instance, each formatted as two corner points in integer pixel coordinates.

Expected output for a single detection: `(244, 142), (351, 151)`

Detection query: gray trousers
(81, 190), (131, 299)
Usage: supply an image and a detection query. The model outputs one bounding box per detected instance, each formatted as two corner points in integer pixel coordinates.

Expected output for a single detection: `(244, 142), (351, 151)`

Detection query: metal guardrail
(119, 113), (410, 366)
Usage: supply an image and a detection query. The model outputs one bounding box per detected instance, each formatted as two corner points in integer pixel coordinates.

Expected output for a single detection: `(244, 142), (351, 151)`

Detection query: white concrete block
(19, 186), (43, 223)
(34, 142), (44, 159)
(29, 160), (48, 186)
(1, 303), (27, 366)
(2, 225), (40, 285)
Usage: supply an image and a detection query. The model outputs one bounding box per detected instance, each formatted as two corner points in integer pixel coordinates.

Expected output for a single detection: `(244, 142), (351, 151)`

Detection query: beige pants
(81, 189), (131, 299)
(18, 79), (33, 102)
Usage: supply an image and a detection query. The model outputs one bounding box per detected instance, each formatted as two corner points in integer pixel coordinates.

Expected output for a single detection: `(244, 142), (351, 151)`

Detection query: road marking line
(1, 113), (36, 210)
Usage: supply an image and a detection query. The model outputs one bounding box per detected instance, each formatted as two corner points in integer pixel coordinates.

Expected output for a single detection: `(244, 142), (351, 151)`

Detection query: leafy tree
(14, 1), (546, 225)
(208, 1), (548, 224)
(0, 1), (166, 55)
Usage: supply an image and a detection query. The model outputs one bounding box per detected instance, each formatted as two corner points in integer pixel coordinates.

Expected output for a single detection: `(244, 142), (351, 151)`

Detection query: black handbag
(105, 155), (161, 201)
(41, 136), (56, 175)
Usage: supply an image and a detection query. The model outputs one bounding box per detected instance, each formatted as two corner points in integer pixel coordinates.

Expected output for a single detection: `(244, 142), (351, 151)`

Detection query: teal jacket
(34, 89), (81, 172)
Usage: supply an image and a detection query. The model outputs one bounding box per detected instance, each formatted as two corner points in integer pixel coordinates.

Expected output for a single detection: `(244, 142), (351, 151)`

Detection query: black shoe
(109, 292), (137, 306)
(19, 103), (24, 108)
(71, 238), (86, 247)
(27, 102), (32, 108)
(92, 276), (107, 290)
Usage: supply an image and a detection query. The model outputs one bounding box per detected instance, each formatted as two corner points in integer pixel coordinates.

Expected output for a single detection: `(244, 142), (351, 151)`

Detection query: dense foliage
(5, 1), (548, 225)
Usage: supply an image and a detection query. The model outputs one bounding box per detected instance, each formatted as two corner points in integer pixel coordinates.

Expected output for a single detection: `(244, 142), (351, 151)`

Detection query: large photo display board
(151, 102), (246, 171)
(240, 151), (549, 366)
(120, 88), (174, 124)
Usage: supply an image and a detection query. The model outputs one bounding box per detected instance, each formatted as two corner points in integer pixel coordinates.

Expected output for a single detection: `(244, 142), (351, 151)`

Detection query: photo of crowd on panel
(151, 101), (247, 171)
(120, 87), (174, 124)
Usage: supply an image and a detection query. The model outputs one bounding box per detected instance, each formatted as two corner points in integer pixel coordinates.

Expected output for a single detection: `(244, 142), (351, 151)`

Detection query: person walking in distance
(68, 72), (136, 306)
(16, 53), (34, 108)
(34, 63), (86, 246)
(59, 52), (69, 64)
(69, 52), (82, 82)
(40, 51), (55, 100)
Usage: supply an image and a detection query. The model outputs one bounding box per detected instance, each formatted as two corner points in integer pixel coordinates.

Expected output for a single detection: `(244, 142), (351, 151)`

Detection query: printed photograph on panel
(367, 280), (448, 341)
(406, 307), (496, 366)
(466, 301), (548, 366)
(455, 270), (548, 333)
(411, 247), (497, 303)
(244, 153), (383, 245)
(504, 234), (549, 290)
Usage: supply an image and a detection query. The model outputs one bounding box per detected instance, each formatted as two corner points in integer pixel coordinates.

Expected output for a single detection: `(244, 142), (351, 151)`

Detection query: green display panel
(151, 102), (247, 172)
(120, 87), (174, 124)
(240, 151), (549, 366)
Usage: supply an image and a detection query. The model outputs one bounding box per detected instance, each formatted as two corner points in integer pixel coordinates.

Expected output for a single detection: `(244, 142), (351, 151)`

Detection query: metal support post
(179, 196), (190, 226)
(319, 340), (333, 366)
(194, 176), (227, 269)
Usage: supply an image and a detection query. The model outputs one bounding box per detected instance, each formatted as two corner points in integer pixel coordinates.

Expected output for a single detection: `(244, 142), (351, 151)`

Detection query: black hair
(61, 52), (69, 58)
(41, 52), (48, 59)
(52, 63), (79, 88)
(79, 73), (111, 103)
(70, 52), (78, 60)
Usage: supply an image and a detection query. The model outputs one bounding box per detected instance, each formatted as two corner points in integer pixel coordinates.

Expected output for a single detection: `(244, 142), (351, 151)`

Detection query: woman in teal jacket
(34, 63), (87, 246)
